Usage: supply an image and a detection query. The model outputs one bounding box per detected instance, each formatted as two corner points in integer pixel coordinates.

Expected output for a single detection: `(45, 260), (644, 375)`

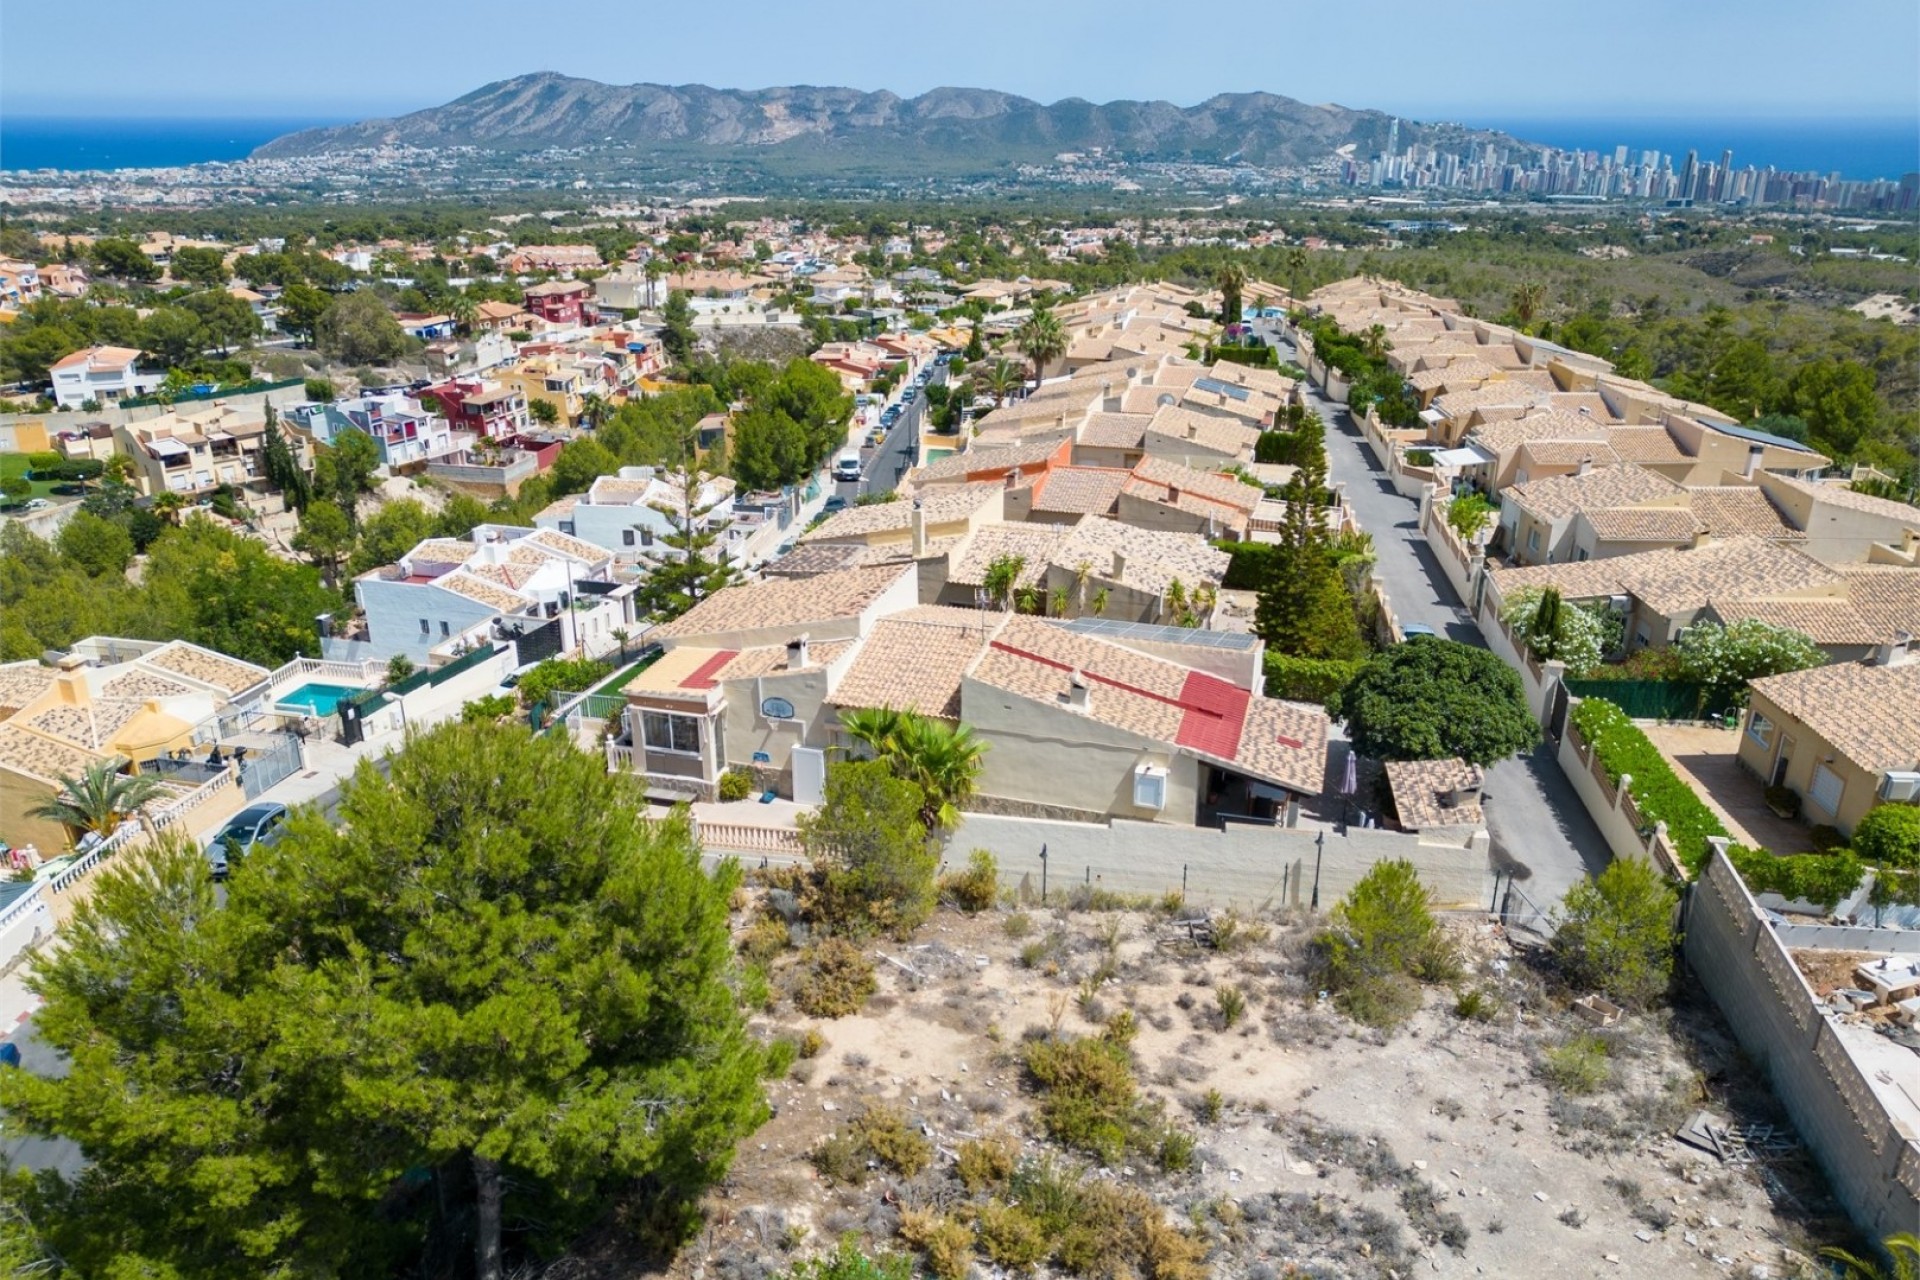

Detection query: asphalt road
(1, 1017), (83, 1180)
(844, 364), (943, 501)
(1276, 331), (1612, 921)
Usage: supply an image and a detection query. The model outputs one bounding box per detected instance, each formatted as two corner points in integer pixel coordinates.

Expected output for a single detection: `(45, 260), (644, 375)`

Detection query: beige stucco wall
(1, 765), (66, 855)
(1737, 696), (1881, 836)
(1757, 472), (1920, 564)
(960, 673), (1200, 823)
(719, 665), (840, 784)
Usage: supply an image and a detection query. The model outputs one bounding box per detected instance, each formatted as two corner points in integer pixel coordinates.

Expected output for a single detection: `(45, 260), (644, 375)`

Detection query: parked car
(205, 802), (290, 880)
(821, 496), (848, 514)
(1400, 623), (1438, 640)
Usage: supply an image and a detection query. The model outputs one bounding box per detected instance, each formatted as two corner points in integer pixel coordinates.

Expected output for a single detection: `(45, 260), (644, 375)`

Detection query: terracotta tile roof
(466, 561), (540, 590)
(142, 642), (269, 694)
(1144, 405), (1260, 458)
(651, 564), (913, 641)
(1466, 412), (1610, 454)
(1516, 440), (1621, 469)
(1835, 567), (1920, 639)
(947, 525), (1064, 590)
(970, 617), (1325, 793)
(714, 640), (853, 682)
(1619, 538), (1841, 616)
(0, 662), (57, 715)
(1685, 487), (1802, 540)
(1505, 464), (1686, 522)
(829, 609), (1002, 718)
(1603, 426), (1688, 463)
(801, 482), (1002, 543)
(1581, 507), (1706, 543)
(1407, 358), (1501, 392)
(404, 538), (480, 567)
(1766, 475), (1920, 525)
(768, 543), (882, 577)
(906, 439), (1064, 486)
(23, 698), (146, 751)
(1435, 383), (1549, 418)
(439, 572), (530, 613)
(1749, 662), (1920, 773)
(1129, 456), (1264, 513)
(0, 721), (107, 784)
(525, 528), (608, 563)
(1708, 597), (1877, 645)
(1060, 517), (1232, 595)
(1077, 413), (1152, 449)
(1030, 467), (1129, 516)
(1384, 758), (1485, 830)
(99, 670), (197, 701)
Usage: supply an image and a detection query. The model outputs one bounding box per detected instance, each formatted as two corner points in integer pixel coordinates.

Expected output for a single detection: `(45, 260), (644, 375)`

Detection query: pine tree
(1529, 587), (1564, 660)
(260, 400), (311, 511)
(1253, 414), (1364, 660)
(637, 466), (742, 622)
(0, 722), (770, 1279)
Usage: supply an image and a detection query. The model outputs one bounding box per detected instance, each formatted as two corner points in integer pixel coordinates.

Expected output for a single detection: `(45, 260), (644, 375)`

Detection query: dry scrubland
(633, 892), (1846, 1280)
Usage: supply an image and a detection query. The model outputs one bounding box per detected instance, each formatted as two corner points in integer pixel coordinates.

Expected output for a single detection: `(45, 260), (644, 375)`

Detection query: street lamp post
(1039, 842), (1048, 906)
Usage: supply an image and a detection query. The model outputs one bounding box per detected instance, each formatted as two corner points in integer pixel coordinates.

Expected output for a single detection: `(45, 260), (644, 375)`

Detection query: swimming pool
(274, 681), (363, 717)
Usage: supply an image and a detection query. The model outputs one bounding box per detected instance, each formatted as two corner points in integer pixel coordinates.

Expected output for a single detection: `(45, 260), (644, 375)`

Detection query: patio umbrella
(1340, 747), (1358, 797)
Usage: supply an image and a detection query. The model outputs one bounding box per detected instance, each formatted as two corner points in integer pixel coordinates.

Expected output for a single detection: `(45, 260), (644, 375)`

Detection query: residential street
(1277, 332), (1613, 922)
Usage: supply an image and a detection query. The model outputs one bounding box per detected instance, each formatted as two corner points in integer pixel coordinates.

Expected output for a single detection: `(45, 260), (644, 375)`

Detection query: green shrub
(799, 1028), (826, 1058)
(1810, 824), (1845, 852)
(1854, 804), (1920, 869)
(1539, 1034), (1611, 1094)
(811, 1104), (931, 1184)
(1023, 1033), (1139, 1164)
(1263, 653), (1366, 704)
(1453, 987), (1499, 1021)
(718, 769), (754, 802)
(955, 1133), (1018, 1194)
(1002, 911), (1033, 939)
(781, 1239), (916, 1280)
(741, 914), (791, 965)
(974, 1201), (1048, 1269)
(1405, 448), (1435, 467)
(1552, 858), (1678, 1007)
(517, 655), (613, 710)
(1445, 492), (1496, 542)
(897, 1208), (971, 1280)
(938, 849), (999, 913)
(460, 692), (517, 723)
(792, 937), (876, 1018)
(1215, 984), (1247, 1028)
(1215, 539), (1276, 589)
(1727, 845), (1866, 911)
(764, 1038), (797, 1078)
(1570, 700), (1727, 871)
(1006, 1161), (1209, 1280)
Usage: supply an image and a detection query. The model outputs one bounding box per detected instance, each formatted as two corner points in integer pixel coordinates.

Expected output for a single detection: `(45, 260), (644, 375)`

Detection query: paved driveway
(1278, 334), (1613, 918)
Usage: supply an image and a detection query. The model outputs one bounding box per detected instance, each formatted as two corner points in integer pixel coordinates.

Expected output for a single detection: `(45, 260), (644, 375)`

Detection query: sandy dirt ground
(645, 896), (1845, 1280)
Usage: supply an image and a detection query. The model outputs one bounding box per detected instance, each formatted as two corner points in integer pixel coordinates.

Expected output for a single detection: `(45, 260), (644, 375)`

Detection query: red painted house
(422, 380), (529, 440)
(522, 280), (590, 327)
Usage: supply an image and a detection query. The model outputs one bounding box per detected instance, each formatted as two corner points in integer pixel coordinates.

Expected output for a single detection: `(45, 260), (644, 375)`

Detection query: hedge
(1726, 845), (1865, 911)
(1569, 699), (1728, 872)
(1264, 654), (1366, 705)
(1214, 540), (1275, 590)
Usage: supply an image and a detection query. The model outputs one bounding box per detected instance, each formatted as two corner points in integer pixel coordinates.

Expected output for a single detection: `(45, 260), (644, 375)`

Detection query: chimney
(1067, 670), (1091, 712)
(910, 500), (926, 557)
(786, 634), (810, 669)
(1576, 456), (1593, 477)
(1111, 550), (1126, 580)
(1167, 484), (1181, 505)
(1004, 469), (1018, 489)
(1742, 443), (1764, 479)
(1874, 630), (1913, 667)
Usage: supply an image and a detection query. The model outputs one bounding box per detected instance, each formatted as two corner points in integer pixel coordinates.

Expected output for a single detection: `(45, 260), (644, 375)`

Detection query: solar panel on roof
(1705, 421), (1820, 454)
(1192, 378), (1251, 402)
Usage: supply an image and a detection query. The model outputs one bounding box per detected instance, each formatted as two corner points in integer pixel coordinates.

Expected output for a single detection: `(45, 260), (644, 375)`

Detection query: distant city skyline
(3, 0), (1916, 121)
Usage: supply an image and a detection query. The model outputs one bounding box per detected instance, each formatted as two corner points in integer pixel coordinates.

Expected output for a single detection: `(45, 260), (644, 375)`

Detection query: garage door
(1808, 763), (1846, 816)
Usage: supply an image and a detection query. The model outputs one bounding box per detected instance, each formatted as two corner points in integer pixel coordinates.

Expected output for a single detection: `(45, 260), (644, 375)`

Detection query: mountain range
(253, 73), (1531, 170)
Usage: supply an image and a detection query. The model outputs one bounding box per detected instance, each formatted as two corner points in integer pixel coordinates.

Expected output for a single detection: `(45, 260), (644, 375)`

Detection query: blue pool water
(275, 682), (362, 717)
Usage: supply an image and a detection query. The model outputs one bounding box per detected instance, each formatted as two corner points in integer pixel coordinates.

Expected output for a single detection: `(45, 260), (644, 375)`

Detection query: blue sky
(5, 0), (1916, 121)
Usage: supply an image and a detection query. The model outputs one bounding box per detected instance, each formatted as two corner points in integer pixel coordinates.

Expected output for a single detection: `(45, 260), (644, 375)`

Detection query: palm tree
(448, 292), (479, 335)
(643, 258), (667, 310)
(839, 708), (986, 831)
(153, 492), (185, 525)
(982, 358), (1023, 409)
(1285, 247), (1310, 302)
(1821, 1234), (1919, 1280)
(30, 760), (169, 842)
(1014, 308), (1066, 384)
(982, 553), (1026, 611)
(1049, 586), (1070, 617)
(1510, 280), (1547, 331)
(579, 393), (613, 433)
(1089, 587), (1109, 617)
(1361, 324), (1390, 362)
(1216, 263), (1247, 325)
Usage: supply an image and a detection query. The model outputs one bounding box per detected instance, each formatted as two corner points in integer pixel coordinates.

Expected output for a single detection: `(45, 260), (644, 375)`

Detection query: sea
(0, 116), (348, 171)
(1474, 116), (1919, 183)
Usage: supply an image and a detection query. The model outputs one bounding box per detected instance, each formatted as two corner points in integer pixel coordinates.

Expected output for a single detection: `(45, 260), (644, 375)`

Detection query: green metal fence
(120, 377), (306, 410)
(1564, 678), (1714, 721)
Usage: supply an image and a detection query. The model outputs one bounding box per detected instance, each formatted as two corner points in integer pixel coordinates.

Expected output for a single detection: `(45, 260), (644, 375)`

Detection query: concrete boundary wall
(947, 813), (1491, 910)
(1685, 851), (1920, 1239)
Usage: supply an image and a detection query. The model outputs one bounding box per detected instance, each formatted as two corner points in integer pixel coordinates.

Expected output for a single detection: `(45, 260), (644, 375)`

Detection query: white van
(833, 451), (863, 483)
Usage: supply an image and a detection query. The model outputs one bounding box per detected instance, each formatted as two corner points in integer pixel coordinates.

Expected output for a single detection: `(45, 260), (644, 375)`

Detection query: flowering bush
(1676, 619), (1823, 707)
(1502, 586), (1613, 676)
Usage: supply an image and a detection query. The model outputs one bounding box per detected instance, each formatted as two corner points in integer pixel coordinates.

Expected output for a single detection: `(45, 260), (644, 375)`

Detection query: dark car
(821, 496), (848, 514)
(205, 802), (290, 880)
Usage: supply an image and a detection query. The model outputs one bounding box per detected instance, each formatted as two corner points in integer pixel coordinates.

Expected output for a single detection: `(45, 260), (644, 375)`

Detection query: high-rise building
(1386, 117), (1400, 162)
(1680, 149), (1700, 201)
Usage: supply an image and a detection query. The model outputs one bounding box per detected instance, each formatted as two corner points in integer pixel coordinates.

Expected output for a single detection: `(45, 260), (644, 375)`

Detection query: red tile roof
(681, 650), (739, 690)
(1173, 670), (1251, 759)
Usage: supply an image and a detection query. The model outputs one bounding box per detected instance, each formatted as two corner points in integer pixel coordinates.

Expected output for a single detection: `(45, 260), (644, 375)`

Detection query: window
(419, 619), (430, 636)
(1525, 527), (1541, 553)
(1575, 548), (1590, 562)
(560, 521), (576, 535)
(439, 620), (450, 638)
(641, 527), (655, 547)
(642, 711), (700, 755)
(622, 529), (636, 546)
(1746, 711), (1774, 749)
